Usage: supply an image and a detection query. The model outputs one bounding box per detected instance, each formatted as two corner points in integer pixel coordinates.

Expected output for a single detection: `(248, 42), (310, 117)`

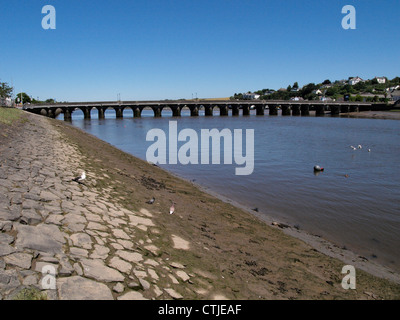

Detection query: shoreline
(58, 114), (400, 286)
(1, 109), (400, 300)
(175, 176), (400, 285)
(339, 111), (400, 120)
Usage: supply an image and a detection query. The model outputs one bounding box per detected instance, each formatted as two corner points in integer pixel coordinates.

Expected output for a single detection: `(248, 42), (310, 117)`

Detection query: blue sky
(1, 0), (399, 101)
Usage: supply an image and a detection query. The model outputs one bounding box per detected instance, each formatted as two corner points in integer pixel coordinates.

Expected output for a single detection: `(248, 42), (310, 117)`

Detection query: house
(374, 77), (386, 84)
(391, 90), (400, 102)
(242, 92), (260, 100)
(320, 97), (333, 102)
(290, 96), (303, 101)
(0, 97), (13, 107)
(386, 85), (400, 92)
(349, 76), (364, 85)
(336, 79), (348, 85)
(312, 89), (323, 95)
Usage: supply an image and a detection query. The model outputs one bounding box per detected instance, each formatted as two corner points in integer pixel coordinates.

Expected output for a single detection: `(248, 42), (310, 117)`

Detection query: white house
(242, 92), (260, 100)
(312, 89), (323, 95)
(349, 77), (364, 85)
(0, 97), (12, 107)
(374, 77), (386, 84)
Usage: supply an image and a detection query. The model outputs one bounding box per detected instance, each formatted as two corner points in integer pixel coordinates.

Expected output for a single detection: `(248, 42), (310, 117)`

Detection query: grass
(0, 107), (22, 125)
(12, 288), (48, 300)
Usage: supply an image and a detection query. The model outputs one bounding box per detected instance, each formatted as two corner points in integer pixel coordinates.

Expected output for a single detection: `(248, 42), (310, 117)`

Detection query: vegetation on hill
(232, 77), (400, 102)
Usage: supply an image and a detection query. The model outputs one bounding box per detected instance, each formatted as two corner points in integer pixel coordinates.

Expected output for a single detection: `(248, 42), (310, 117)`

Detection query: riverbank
(1, 109), (400, 300)
(341, 110), (400, 120)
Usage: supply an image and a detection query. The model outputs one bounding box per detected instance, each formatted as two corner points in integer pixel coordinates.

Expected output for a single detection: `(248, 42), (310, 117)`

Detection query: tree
(15, 92), (31, 104)
(300, 83), (317, 99)
(293, 82), (299, 90)
(325, 87), (338, 97)
(322, 79), (331, 85)
(0, 81), (13, 98)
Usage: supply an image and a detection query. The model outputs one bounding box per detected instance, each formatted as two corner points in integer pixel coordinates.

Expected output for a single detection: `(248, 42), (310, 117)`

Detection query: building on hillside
(242, 92), (260, 100)
(0, 97), (13, 107)
(391, 90), (400, 102)
(374, 77), (386, 84)
(349, 76), (364, 85)
(312, 89), (323, 95)
(386, 85), (400, 92)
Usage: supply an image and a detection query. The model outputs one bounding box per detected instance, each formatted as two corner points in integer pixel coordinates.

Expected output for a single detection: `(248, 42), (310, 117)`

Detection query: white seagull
(358, 145), (362, 149)
(169, 202), (175, 215)
(72, 171), (86, 183)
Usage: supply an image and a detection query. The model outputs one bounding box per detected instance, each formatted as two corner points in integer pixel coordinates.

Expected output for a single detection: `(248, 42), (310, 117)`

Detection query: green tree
(355, 94), (363, 102)
(15, 92), (31, 104)
(293, 82), (299, 90)
(300, 83), (317, 99)
(322, 79), (331, 85)
(0, 81), (13, 98)
(325, 87), (338, 97)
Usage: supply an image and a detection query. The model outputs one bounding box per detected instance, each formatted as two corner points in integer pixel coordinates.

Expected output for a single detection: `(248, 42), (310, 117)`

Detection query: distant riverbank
(1, 108), (400, 300)
(341, 111), (400, 120)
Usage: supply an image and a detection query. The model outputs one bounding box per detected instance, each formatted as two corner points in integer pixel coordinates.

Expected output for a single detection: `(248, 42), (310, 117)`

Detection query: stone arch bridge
(23, 100), (381, 120)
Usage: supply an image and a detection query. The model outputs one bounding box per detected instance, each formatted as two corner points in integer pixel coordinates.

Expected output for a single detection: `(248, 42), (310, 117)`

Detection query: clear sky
(1, 0), (399, 101)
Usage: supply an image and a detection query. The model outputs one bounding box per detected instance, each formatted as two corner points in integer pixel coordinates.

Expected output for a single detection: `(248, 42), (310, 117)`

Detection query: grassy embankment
(0, 107), (22, 125)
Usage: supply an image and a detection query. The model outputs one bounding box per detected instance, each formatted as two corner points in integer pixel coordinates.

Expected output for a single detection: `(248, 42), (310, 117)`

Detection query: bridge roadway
(23, 99), (379, 120)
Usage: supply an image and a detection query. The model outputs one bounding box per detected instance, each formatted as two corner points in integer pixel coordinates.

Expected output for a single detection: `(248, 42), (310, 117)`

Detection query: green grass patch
(0, 107), (22, 125)
(12, 287), (48, 300)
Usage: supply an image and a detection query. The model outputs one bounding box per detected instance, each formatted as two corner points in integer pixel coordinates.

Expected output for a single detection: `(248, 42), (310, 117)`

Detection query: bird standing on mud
(146, 197), (155, 204)
(72, 171), (86, 184)
(169, 202), (175, 215)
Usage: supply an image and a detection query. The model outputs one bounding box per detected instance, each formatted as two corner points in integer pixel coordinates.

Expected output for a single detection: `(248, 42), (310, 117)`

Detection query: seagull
(72, 171), (86, 183)
(358, 145), (362, 149)
(169, 202), (175, 215)
(146, 197), (155, 204)
(350, 146), (357, 150)
(368, 149), (371, 152)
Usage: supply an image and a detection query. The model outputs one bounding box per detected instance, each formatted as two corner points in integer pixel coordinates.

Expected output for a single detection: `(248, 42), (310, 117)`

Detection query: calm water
(60, 108), (400, 272)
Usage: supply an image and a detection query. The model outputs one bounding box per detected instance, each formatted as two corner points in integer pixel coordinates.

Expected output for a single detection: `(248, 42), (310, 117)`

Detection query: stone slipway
(1, 111), (400, 300)
(0, 113), (192, 300)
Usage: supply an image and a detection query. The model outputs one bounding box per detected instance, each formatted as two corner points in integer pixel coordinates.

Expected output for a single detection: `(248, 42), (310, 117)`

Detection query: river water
(60, 108), (400, 273)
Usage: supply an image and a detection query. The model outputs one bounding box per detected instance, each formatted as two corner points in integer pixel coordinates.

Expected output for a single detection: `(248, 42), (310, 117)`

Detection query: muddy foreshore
(1, 109), (400, 300)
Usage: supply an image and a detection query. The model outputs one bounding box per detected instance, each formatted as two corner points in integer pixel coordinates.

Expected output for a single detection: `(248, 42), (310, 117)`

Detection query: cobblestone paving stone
(0, 114), (215, 300)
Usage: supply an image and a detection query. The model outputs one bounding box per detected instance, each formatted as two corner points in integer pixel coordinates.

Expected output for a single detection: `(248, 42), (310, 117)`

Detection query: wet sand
(1, 109), (400, 300)
(341, 111), (400, 120)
